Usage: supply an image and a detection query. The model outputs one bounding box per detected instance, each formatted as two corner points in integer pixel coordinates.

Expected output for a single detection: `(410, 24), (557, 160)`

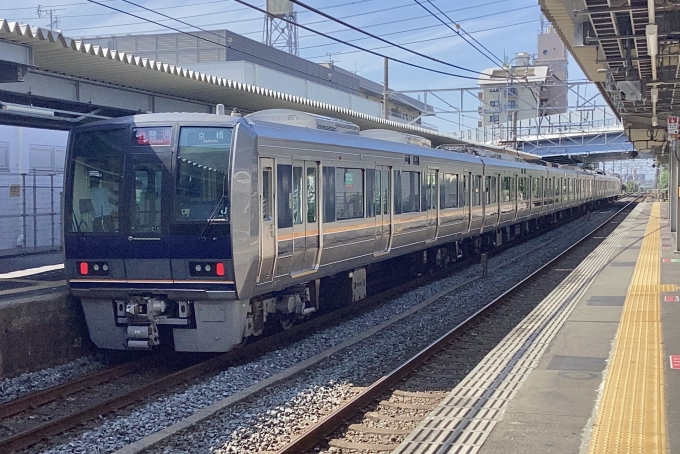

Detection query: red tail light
(79, 262), (89, 275)
(216, 262), (225, 276)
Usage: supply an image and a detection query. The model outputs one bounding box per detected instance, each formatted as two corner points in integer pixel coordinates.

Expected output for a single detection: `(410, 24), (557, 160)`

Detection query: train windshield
(175, 127), (232, 222)
(67, 129), (125, 233)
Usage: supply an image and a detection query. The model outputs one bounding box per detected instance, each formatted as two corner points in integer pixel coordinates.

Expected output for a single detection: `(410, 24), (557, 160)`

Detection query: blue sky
(3, 0), (609, 132)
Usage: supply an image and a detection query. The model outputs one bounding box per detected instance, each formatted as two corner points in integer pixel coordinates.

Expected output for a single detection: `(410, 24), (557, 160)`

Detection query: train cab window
(176, 127), (232, 223)
(442, 173), (459, 208)
(335, 168), (364, 220)
(67, 129), (125, 234)
(400, 171), (421, 213)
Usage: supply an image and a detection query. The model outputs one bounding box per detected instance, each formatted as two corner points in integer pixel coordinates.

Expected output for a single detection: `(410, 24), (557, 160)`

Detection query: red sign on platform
(664, 295), (679, 302)
(670, 356), (680, 369)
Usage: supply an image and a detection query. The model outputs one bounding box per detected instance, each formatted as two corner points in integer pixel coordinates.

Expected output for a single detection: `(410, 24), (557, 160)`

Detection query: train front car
(64, 113), (255, 352)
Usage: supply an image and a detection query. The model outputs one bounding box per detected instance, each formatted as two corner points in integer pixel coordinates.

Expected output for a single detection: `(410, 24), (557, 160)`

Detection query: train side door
(290, 160), (320, 276)
(426, 168), (439, 241)
(374, 165), (391, 255)
(257, 158), (276, 283)
(463, 172), (471, 233)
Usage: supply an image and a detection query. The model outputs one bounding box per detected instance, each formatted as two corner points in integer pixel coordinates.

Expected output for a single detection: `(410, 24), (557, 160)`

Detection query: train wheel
(279, 313), (296, 330)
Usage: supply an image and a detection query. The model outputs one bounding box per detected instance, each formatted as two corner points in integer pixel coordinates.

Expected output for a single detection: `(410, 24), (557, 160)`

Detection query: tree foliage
(659, 164), (668, 189)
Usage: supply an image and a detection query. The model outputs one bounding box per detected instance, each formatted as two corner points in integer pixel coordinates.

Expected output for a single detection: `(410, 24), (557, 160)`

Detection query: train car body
(63, 109), (620, 352)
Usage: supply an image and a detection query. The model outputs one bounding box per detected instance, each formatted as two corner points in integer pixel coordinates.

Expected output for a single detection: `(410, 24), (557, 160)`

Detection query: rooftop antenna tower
(37, 5), (64, 31)
(263, 0), (299, 56)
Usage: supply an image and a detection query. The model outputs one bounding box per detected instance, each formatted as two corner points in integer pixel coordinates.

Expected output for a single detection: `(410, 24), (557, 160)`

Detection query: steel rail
(0, 360), (144, 420)
(274, 196), (641, 454)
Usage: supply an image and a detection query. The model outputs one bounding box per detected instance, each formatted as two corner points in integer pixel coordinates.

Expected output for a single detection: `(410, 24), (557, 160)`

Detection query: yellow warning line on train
(589, 203), (666, 453)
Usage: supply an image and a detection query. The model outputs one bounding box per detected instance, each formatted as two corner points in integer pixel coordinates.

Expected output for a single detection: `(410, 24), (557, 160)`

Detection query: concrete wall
(0, 293), (93, 378)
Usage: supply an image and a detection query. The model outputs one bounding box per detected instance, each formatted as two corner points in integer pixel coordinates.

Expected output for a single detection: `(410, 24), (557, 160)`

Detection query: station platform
(394, 201), (676, 454)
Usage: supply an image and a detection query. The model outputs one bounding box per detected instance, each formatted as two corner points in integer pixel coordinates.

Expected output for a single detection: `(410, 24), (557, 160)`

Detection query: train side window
(442, 173), (458, 208)
(293, 166), (303, 225)
(425, 171), (437, 210)
(277, 164), (293, 229)
(323, 167), (335, 223)
(335, 167), (364, 220)
(489, 176), (498, 204)
(400, 171), (420, 213)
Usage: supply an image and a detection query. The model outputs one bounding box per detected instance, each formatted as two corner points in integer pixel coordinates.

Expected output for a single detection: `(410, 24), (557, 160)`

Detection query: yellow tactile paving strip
(589, 203), (667, 454)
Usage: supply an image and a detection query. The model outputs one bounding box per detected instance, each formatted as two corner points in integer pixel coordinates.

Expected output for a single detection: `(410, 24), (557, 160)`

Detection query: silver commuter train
(63, 109), (620, 352)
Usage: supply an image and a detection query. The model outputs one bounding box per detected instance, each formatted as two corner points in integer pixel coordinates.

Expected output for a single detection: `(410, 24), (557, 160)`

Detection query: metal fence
(0, 171), (63, 253)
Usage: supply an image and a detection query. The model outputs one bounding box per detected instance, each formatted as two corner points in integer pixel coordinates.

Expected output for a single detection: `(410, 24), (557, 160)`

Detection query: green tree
(659, 164), (668, 189)
(625, 181), (639, 193)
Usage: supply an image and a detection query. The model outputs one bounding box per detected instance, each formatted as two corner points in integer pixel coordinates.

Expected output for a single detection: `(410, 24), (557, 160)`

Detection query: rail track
(273, 195), (640, 454)
(0, 200), (631, 453)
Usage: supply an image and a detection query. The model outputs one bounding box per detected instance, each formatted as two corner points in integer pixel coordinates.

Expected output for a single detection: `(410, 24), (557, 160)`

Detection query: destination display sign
(179, 127), (232, 148)
(133, 127), (172, 146)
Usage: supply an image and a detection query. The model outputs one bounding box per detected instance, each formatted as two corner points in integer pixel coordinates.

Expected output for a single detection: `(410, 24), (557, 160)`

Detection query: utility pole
(383, 57), (389, 120)
(37, 5), (64, 30)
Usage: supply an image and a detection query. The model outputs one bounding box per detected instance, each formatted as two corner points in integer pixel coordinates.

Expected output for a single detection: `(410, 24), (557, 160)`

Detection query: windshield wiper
(199, 195), (228, 239)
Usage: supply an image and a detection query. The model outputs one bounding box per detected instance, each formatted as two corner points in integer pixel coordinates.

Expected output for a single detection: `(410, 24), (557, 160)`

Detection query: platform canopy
(0, 20), (537, 159)
(539, 0), (680, 160)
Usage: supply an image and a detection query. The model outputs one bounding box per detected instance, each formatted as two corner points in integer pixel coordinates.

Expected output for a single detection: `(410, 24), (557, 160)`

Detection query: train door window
(426, 171), (437, 210)
(382, 170), (390, 215)
(501, 176), (511, 202)
(401, 171), (421, 213)
(262, 166), (273, 221)
(472, 175), (482, 206)
(323, 166), (335, 223)
(132, 167), (163, 234)
(366, 169), (376, 217)
(442, 173), (458, 208)
(484, 176), (497, 205)
(292, 166), (303, 225)
(518, 177), (528, 201)
(462, 174), (468, 206)
(335, 167), (364, 220)
(307, 166), (317, 223)
(277, 164), (293, 228)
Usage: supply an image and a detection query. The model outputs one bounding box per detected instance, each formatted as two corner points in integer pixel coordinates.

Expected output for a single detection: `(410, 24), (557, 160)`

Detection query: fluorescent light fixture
(646, 24), (658, 57)
(651, 87), (659, 103)
(1, 103), (54, 118)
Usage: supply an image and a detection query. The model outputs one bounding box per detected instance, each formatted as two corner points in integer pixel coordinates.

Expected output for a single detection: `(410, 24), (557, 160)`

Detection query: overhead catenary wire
(84, 0), (484, 81)
(287, 0), (494, 77)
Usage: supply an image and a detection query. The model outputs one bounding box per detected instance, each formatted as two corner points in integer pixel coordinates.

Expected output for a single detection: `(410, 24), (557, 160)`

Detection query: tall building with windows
(477, 26), (568, 129)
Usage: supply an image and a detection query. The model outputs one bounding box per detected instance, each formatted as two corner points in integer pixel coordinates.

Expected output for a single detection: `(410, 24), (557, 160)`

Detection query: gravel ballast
(19, 207), (620, 454)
